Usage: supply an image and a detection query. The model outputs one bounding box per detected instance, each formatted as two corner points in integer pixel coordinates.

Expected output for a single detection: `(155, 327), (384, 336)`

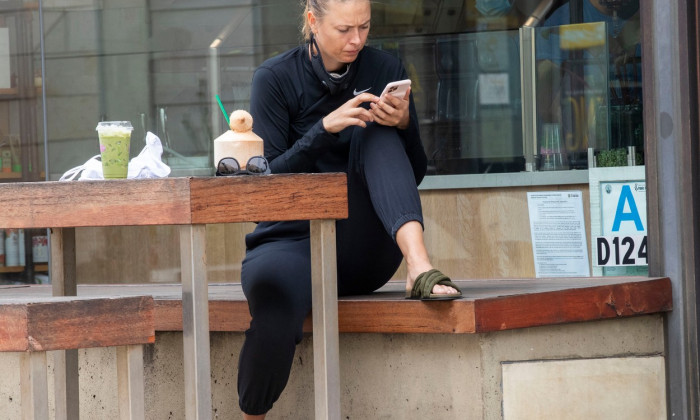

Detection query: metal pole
(642, 1), (700, 418)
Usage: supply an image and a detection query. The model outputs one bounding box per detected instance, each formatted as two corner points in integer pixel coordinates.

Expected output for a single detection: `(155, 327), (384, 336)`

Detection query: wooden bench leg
(310, 219), (341, 420)
(50, 227), (80, 420)
(180, 224), (212, 420)
(117, 345), (146, 420)
(20, 352), (49, 420)
(51, 349), (79, 420)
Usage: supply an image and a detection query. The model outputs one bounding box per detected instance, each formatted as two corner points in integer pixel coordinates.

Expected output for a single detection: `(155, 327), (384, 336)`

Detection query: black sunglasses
(216, 156), (271, 176)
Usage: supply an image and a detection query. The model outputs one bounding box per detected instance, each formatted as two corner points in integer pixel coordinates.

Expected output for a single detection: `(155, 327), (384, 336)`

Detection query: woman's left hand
(370, 88), (410, 130)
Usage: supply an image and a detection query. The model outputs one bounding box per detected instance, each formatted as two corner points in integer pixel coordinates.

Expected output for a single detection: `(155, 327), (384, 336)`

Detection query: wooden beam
(117, 345), (146, 420)
(0, 277), (674, 336)
(50, 227), (79, 420)
(0, 178), (192, 228)
(20, 352), (49, 420)
(0, 305), (29, 352)
(189, 173), (348, 224)
(154, 300), (252, 332)
(0, 296), (155, 352)
(473, 277), (673, 332)
(179, 225), (212, 420)
(331, 300), (477, 334)
(0, 174), (348, 228)
(310, 219), (341, 420)
(145, 278), (672, 335)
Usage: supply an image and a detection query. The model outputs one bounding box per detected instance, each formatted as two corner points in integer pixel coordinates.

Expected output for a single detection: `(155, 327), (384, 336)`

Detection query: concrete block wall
(0, 315), (666, 419)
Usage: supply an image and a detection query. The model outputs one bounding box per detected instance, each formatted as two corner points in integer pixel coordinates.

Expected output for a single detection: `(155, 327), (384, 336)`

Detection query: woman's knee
(356, 123), (404, 153)
(244, 275), (310, 320)
(350, 123), (410, 179)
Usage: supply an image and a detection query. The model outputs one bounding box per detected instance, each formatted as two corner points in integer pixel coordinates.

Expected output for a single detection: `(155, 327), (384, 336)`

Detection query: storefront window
(25, 0), (641, 179)
(370, 30), (524, 175)
(530, 22), (611, 171)
(1, 1), (47, 285)
(534, 0), (643, 171)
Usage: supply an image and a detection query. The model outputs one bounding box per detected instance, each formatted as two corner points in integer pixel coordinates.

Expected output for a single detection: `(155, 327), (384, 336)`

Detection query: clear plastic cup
(96, 121), (133, 179)
(539, 123), (568, 171)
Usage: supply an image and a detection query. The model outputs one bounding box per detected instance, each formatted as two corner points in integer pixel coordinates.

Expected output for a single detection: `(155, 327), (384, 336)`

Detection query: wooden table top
(0, 174), (348, 228)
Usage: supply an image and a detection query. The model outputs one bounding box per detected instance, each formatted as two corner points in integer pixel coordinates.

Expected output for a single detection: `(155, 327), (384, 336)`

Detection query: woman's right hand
(322, 93), (378, 134)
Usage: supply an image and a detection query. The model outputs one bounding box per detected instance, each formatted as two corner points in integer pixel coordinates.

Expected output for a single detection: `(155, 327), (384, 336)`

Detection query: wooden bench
(1, 276), (672, 335)
(0, 296), (155, 420)
(145, 276), (675, 333)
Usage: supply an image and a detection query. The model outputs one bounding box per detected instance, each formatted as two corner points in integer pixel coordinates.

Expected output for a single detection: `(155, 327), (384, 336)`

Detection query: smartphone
(380, 79), (411, 99)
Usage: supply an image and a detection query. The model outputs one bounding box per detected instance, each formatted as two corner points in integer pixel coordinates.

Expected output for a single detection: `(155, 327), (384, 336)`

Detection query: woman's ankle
(396, 221), (433, 282)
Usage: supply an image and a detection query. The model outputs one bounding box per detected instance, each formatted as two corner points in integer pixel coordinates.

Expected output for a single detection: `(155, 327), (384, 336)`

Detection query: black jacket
(245, 44), (427, 247)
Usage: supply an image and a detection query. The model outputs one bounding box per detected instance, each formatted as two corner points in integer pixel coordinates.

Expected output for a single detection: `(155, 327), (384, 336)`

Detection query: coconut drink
(213, 110), (264, 170)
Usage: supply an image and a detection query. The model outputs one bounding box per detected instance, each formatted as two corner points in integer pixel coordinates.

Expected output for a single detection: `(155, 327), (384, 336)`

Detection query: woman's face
(309, 0), (371, 72)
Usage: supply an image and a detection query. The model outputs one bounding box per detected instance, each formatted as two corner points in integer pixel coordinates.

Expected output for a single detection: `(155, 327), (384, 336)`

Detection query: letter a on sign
(612, 185), (644, 232)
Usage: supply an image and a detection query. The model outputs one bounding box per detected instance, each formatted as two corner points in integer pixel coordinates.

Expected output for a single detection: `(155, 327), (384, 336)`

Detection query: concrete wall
(0, 315), (666, 419)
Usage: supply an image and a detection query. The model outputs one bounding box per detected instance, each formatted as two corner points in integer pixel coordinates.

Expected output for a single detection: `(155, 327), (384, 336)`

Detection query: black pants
(237, 123), (425, 415)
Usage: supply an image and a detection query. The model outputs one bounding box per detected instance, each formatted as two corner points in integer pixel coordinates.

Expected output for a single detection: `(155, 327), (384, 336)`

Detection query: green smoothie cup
(96, 121), (133, 179)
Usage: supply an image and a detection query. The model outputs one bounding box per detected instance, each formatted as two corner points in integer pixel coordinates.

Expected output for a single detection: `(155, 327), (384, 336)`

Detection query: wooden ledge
(332, 276), (671, 333)
(0, 277), (671, 335)
(472, 277), (672, 332)
(0, 296), (155, 352)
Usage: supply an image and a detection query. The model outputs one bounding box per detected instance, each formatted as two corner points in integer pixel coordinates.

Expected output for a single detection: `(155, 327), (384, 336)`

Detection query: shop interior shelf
(0, 264), (48, 273)
(0, 173), (23, 179)
(0, 88), (19, 96)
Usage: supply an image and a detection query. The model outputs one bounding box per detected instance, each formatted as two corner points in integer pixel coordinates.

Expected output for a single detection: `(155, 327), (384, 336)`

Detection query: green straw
(215, 94), (230, 126)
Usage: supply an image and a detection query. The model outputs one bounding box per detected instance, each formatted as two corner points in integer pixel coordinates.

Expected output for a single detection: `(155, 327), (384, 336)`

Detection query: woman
(237, 0), (462, 417)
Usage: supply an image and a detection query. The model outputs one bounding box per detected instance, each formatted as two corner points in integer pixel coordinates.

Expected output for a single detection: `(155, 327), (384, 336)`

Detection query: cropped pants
(237, 123), (425, 415)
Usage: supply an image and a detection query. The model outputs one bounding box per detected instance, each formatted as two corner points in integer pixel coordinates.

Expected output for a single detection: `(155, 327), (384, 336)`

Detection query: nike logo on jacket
(353, 87), (372, 95)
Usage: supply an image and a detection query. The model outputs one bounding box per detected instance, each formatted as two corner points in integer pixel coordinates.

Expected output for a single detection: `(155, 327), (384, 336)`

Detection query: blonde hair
(301, 0), (367, 41)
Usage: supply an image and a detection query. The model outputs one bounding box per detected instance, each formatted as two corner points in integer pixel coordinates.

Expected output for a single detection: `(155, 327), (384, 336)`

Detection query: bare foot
(397, 221), (459, 296)
(405, 268), (459, 296)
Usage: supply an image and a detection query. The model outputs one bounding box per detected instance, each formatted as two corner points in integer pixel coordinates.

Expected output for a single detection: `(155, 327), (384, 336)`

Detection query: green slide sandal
(405, 269), (463, 300)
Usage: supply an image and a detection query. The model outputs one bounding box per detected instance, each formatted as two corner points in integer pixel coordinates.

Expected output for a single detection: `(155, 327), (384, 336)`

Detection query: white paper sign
(479, 73), (509, 105)
(527, 191), (591, 277)
(594, 180), (647, 267)
(600, 181), (646, 235)
(594, 235), (647, 266)
(588, 166), (648, 276)
(0, 28), (10, 89)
